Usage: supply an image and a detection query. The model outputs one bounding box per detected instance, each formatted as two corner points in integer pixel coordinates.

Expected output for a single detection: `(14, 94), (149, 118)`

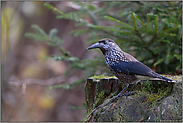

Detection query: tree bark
(84, 76), (182, 122)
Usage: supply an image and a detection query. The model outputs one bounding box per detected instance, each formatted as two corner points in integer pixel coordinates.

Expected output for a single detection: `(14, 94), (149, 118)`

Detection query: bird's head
(87, 38), (120, 55)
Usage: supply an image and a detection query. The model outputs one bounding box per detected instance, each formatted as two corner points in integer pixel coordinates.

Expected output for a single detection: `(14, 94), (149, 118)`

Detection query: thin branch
(8, 75), (66, 94)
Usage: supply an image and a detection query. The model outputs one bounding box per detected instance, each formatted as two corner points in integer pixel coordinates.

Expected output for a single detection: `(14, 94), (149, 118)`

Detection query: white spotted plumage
(87, 38), (176, 84)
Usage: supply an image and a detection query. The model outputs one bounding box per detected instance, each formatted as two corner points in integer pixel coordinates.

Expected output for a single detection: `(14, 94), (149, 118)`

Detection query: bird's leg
(112, 84), (129, 101)
(122, 82), (137, 97)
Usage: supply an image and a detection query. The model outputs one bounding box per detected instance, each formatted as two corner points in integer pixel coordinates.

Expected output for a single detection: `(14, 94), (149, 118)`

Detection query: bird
(87, 38), (176, 98)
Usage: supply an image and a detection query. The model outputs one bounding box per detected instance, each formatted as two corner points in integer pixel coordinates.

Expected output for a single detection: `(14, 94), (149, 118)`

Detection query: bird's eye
(99, 40), (107, 44)
(103, 41), (106, 44)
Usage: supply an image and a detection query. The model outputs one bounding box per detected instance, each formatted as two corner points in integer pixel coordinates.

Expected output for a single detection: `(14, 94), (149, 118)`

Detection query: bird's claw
(122, 91), (137, 98)
(112, 91), (137, 101)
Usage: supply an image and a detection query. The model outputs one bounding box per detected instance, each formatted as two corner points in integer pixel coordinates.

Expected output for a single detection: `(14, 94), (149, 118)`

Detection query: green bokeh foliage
(25, 1), (182, 89)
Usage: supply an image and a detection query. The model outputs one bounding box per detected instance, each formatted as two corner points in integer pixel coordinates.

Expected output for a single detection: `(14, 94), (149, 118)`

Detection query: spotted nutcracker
(87, 38), (176, 98)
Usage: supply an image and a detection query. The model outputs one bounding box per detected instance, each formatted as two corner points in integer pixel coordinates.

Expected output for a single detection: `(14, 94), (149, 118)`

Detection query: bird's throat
(100, 48), (107, 55)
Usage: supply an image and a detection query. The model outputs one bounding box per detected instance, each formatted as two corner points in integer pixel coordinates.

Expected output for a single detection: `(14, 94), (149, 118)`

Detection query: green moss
(139, 80), (173, 107)
(91, 75), (117, 80)
(94, 88), (106, 109)
(89, 83), (92, 89)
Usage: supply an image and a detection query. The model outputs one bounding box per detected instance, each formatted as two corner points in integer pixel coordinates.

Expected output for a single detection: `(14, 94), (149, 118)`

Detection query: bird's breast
(104, 51), (128, 66)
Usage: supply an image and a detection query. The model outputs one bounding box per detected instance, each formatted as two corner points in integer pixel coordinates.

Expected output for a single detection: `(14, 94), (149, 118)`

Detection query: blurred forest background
(1, 1), (182, 122)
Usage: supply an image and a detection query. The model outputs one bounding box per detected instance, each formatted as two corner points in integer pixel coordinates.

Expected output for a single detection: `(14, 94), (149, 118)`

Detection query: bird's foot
(122, 91), (137, 98)
(112, 91), (137, 100)
(111, 91), (136, 101)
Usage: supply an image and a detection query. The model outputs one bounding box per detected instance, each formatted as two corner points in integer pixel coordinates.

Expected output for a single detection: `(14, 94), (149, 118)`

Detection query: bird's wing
(110, 61), (175, 82)
(110, 61), (157, 77)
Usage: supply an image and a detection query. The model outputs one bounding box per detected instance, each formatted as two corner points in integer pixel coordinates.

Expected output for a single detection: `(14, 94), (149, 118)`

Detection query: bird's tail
(151, 71), (176, 83)
(160, 75), (176, 83)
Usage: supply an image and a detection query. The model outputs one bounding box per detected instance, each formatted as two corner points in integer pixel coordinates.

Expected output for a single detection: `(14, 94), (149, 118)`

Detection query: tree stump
(84, 75), (182, 122)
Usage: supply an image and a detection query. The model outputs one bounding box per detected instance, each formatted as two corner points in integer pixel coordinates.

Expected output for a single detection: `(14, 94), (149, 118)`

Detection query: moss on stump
(84, 75), (182, 122)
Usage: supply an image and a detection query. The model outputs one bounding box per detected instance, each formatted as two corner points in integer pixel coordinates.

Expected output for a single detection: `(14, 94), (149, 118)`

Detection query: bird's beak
(87, 42), (101, 50)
